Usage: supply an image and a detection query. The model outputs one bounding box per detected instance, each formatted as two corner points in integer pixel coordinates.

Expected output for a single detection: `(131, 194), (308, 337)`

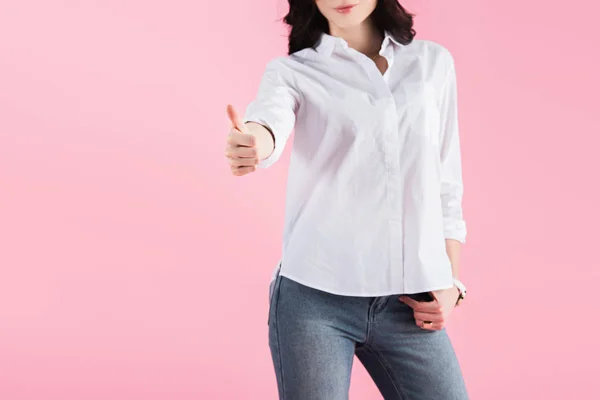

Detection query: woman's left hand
(399, 286), (460, 331)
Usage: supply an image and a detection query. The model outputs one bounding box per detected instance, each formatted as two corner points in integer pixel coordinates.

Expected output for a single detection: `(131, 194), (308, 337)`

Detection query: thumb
(226, 104), (248, 133)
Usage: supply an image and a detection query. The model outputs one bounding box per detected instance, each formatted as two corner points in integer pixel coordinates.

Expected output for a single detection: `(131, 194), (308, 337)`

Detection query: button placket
(346, 42), (405, 282)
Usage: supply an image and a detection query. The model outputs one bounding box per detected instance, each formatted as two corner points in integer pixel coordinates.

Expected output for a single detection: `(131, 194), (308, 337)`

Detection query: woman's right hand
(225, 104), (259, 177)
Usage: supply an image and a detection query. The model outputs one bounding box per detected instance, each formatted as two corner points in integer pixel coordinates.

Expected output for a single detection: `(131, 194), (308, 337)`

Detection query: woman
(224, 0), (469, 399)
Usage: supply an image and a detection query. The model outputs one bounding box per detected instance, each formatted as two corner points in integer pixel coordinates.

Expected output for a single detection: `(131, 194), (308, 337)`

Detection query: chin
(330, 16), (368, 30)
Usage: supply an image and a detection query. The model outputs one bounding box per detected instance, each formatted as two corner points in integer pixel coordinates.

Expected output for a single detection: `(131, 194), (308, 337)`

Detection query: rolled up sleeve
(438, 53), (467, 243)
(243, 59), (299, 169)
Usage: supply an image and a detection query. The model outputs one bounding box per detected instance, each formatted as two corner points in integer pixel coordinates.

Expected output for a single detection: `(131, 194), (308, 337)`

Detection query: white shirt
(244, 32), (467, 296)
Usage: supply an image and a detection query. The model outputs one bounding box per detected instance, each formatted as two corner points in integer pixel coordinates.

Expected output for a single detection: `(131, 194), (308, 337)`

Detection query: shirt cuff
(444, 220), (467, 244)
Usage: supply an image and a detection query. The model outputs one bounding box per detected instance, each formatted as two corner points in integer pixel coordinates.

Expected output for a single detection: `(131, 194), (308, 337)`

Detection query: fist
(225, 104), (259, 177)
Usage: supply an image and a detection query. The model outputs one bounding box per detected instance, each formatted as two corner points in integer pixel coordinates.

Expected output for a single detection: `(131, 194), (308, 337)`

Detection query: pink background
(1, 1), (599, 399)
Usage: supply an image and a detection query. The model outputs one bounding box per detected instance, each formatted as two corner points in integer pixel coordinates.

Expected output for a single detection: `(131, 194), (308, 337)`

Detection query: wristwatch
(453, 278), (467, 307)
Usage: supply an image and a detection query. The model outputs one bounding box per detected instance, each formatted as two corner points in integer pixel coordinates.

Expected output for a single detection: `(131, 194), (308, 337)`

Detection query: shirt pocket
(402, 82), (441, 147)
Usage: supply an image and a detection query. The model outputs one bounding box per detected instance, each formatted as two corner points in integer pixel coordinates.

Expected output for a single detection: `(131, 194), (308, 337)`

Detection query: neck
(329, 19), (383, 56)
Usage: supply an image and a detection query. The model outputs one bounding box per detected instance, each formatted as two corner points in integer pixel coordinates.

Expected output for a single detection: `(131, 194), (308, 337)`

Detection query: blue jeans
(268, 275), (469, 400)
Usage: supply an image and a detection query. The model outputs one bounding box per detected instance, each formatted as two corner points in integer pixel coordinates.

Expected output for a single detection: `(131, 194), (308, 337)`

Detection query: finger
(225, 146), (258, 159)
(227, 130), (256, 147)
(226, 104), (247, 133)
(414, 311), (443, 323)
(399, 296), (441, 313)
(228, 157), (258, 168)
(398, 296), (420, 309)
(231, 165), (256, 176)
(411, 299), (442, 313)
(415, 319), (444, 331)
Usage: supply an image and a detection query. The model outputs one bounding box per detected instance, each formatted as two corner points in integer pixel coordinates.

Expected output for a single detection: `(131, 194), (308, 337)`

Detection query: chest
(294, 57), (442, 142)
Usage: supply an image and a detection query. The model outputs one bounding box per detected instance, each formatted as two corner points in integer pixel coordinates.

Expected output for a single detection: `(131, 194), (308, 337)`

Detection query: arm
(445, 239), (462, 279)
(243, 59), (299, 169)
(439, 52), (467, 279)
(225, 60), (297, 176)
(396, 51), (468, 329)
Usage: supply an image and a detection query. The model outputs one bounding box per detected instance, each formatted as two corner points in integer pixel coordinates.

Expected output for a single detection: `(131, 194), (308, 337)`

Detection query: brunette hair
(283, 0), (416, 55)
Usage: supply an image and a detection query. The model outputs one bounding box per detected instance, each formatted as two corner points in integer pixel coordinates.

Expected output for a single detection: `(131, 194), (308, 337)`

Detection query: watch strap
(453, 278), (467, 306)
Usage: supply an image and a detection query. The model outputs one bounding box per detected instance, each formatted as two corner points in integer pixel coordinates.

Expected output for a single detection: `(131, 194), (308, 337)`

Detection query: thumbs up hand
(225, 104), (259, 176)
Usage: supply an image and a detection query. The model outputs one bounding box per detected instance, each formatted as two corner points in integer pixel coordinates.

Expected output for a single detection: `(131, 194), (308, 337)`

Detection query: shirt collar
(315, 31), (401, 56)
(381, 31), (402, 48)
